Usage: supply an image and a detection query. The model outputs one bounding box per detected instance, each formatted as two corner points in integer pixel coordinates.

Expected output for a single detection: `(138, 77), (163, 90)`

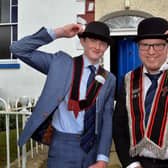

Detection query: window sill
(0, 60), (20, 69)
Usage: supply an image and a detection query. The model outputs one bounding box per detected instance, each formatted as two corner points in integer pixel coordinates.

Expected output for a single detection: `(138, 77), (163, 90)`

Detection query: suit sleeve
(113, 78), (134, 167)
(97, 74), (116, 158)
(10, 27), (55, 74)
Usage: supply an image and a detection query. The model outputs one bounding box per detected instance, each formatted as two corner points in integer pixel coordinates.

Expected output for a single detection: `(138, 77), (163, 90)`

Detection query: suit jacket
(113, 79), (133, 167)
(10, 27), (116, 157)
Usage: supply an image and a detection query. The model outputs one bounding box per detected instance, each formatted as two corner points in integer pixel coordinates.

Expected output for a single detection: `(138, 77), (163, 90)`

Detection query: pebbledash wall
(96, 0), (168, 19)
(1, 0), (168, 100)
(95, 0), (168, 72)
(0, 0), (85, 100)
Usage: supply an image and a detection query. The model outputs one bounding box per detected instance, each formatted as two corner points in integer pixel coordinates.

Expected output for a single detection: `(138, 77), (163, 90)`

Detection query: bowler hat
(135, 17), (168, 42)
(78, 21), (111, 45)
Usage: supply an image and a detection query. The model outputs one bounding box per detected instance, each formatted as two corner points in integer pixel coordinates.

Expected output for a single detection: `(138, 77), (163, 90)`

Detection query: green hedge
(0, 115), (22, 131)
(0, 128), (36, 167)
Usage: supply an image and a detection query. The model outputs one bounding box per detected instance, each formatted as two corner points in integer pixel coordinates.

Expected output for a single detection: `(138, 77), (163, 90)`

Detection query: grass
(0, 129), (18, 167)
(0, 128), (36, 167)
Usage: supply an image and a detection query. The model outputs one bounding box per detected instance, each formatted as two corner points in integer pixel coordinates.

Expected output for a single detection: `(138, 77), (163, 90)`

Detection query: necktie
(87, 65), (96, 89)
(80, 65), (96, 153)
(144, 72), (162, 126)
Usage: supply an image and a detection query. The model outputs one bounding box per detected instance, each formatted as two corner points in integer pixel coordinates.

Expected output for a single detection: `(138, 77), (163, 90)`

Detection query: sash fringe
(130, 136), (168, 159)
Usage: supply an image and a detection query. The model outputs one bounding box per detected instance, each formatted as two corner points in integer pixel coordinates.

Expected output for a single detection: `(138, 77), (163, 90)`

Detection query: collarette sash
(130, 67), (168, 148)
(68, 55), (106, 118)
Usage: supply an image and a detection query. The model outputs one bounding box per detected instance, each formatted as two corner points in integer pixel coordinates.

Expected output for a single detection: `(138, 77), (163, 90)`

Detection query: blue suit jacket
(10, 27), (116, 157)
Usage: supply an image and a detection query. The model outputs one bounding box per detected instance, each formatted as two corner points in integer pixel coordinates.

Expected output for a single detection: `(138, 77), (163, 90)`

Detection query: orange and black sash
(68, 55), (106, 118)
(130, 67), (168, 147)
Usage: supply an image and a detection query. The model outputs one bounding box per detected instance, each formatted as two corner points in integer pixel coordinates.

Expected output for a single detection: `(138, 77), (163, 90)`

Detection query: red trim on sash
(69, 60), (75, 104)
(159, 96), (168, 147)
(147, 73), (165, 138)
(130, 67), (145, 146)
(68, 57), (84, 117)
(147, 72), (166, 138)
(79, 62), (84, 101)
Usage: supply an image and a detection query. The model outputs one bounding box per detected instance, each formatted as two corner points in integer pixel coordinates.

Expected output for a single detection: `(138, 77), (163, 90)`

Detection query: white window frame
(0, 0), (19, 68)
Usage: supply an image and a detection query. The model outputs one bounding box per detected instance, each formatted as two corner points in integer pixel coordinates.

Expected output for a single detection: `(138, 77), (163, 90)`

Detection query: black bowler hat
(78, 21), (111, 45)
(135, 17), (168, 42)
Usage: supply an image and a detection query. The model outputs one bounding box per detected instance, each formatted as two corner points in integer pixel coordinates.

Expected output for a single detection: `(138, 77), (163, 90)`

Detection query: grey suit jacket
(10, 27), (116, 157)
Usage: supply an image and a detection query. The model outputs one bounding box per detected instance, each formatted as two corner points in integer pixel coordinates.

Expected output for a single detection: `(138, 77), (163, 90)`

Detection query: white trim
(10, 0), (13, 58)
(0, 59), (19, 64)
(110, 28), (137, 36)
(0, 23), (17, 26)
(11, 4), (17, 7)
(103, 47), (110, 71)
(0, 0), (18, 60)
(10, 0), (12, 23)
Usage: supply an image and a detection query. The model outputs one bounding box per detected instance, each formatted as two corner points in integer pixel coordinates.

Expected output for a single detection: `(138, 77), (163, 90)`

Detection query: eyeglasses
(138, 43), (167, 51)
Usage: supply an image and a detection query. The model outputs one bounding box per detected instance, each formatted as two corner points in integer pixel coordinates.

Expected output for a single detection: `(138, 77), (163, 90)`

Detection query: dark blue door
(117, 38), (141, 89)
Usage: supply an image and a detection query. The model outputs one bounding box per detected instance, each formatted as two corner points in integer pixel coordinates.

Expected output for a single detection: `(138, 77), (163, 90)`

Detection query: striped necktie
(80, 65), (96, 153)
(144, 72), (162, 126)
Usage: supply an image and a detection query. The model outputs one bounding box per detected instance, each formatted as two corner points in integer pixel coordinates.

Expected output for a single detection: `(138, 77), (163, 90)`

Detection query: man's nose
(95, 41), (101, 49)
(148, 45), (155, 54)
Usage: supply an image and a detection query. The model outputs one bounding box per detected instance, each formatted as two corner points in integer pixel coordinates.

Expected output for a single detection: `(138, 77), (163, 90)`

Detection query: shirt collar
(83, 55), (99, 72)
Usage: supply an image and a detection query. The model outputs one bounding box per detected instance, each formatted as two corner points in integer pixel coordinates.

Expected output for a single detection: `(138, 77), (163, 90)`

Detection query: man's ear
(164, 30), (168, 34)
(164, 30), (168, 41)
(105, 44), (109, 50)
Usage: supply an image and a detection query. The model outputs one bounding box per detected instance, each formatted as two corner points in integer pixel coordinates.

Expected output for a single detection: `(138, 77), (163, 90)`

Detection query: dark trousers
(135, 156), (168, 168)
(47, 129), (97, 168)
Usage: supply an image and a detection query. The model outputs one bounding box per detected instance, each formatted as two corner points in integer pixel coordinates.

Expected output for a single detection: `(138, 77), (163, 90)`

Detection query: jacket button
(58, 97), (62, 102)
(43, 112), (48, 118)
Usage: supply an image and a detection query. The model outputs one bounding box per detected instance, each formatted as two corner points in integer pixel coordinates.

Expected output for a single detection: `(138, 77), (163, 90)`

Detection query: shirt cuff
(97, 154), (109, 163)
(46, 28), (56, 40)
(126, 161), (141, 168)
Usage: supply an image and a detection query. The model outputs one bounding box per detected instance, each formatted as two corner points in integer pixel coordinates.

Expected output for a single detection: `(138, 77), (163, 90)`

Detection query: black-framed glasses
(138, 43), (167, 51)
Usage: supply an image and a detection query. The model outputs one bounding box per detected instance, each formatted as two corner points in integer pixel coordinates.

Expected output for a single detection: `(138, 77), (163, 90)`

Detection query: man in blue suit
(10, 21), (116, 168)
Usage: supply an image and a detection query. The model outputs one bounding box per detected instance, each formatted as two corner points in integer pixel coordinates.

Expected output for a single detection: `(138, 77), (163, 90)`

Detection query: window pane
(0, 26), (11, 59)
(0, 0), (10, 23)
(12, 6), (17, 22)
(104, 16), (144, 30)
(12, 0), (17, 5)
(12, 25), (17, 41)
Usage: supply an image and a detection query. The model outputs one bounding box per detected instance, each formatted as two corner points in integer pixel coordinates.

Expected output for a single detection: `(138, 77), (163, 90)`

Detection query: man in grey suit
(10, 21), (116, 168)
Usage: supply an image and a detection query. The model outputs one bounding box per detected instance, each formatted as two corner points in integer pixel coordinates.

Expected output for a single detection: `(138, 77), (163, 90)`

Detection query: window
(87, 2), (94, 12)
(104, 15), (144, 35)
(0, 0), (18, 60)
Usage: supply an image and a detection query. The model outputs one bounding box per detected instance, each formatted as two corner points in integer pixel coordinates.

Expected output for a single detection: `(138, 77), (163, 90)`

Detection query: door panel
(117, 38), (141, 90)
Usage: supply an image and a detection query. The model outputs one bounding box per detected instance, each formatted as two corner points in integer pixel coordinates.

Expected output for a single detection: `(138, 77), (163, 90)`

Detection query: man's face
(80, 37), (108, 64)
(138, 39), (168, 74)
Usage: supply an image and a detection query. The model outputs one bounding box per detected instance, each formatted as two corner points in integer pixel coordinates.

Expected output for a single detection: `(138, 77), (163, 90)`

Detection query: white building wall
(0, 0), (85, 101)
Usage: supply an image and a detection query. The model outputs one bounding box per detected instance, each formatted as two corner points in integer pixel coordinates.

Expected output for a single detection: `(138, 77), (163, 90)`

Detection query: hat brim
(134, 34), (168, 42)
(78, 32), (111, 45)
